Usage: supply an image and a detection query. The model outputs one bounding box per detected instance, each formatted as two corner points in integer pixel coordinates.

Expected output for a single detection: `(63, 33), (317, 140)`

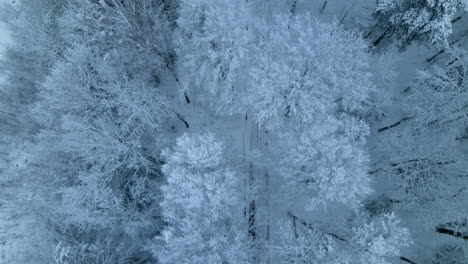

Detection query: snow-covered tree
(371, 44), (467, 264)
(376, 47), (467, 204)
(176, 0), (253, 115)
(246, 16), (376, 126)
(154, 133), (250, 264)
(278, 220), (350, 264)
(1, 0), (179, 262)
(0, 0), (66, 165)
(279, 210), (412, 264)
(370, 0), (468, 48)
(0, 1), (68, 262)
(246, 16), (375, 207)
(410, 48), (467, 131)
(351, 212), (413, 264)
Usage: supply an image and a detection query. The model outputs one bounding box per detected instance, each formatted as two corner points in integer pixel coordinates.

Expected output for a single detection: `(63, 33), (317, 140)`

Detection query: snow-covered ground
(0, 0), (12, 55)
(0, 2), (18, 263)
(0, 0), (12, 171)
(0, 25), (9, 55)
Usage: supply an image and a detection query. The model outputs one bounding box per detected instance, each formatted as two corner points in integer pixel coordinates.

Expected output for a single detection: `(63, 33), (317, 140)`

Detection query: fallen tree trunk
(436, 227), (468, 240)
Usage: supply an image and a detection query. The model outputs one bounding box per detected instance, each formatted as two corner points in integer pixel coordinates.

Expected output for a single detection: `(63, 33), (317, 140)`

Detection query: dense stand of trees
(0, 0), (466, 263)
